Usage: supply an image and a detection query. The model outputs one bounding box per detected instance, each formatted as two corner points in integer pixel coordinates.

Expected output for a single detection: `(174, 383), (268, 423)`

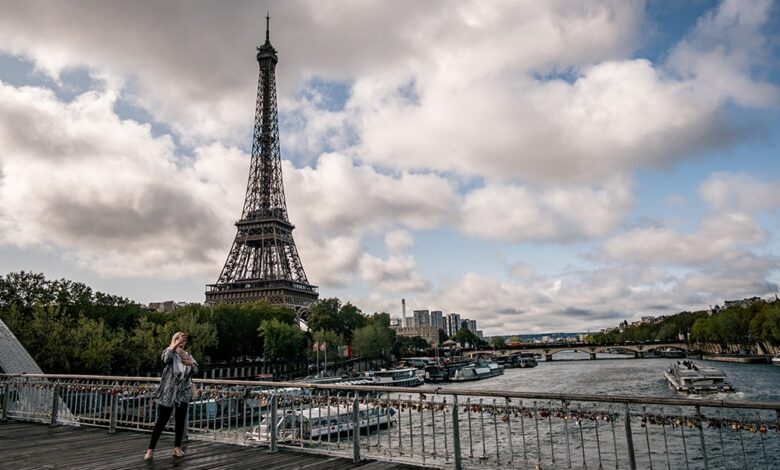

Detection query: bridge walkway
(0, 422), (429, 470)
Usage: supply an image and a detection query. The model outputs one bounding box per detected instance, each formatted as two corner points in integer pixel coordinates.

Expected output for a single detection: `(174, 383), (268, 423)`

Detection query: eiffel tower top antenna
(266, 12), (270, 42)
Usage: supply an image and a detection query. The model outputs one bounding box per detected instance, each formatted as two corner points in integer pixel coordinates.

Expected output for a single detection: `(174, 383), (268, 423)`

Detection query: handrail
(3, 373), (779, 410)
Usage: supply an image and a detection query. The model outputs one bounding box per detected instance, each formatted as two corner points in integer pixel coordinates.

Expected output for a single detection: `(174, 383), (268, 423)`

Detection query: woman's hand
(170, 333), (187, 350)
(181, 358), (194, 367)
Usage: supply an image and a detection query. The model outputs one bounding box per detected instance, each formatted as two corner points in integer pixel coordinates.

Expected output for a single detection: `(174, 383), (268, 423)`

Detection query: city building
(413, 310), (430, 327)
(430, 311), (443, 330)
(446, 313), (461, 336)
(394, 326), (439, 347)
(147, 301), (188, 313)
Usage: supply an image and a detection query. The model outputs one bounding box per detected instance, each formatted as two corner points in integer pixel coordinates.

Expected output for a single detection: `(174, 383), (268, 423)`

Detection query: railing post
(353, 396), (361, 463)
(270, 394), (278, 452)
(624, 403), (636, 470)
(695, 405), (708, 470)
(1, 382), (9, 422)
(50, 384), (60, 426)
(452, 395), (463, 470)
(108, 391), (118, 434)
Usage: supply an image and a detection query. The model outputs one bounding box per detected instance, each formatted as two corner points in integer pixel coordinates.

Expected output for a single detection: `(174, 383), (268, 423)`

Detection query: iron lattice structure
(206, 18), (318, 319)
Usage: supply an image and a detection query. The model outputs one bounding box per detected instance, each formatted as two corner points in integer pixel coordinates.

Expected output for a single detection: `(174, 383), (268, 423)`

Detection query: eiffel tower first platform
(206, 17), (318, 319)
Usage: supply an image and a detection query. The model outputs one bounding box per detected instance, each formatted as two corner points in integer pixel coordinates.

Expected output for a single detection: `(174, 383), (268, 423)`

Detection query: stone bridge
(470, 341), (690, 361)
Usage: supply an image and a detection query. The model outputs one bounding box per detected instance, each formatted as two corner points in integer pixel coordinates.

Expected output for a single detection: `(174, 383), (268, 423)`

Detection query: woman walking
(144, 332), (198, 460)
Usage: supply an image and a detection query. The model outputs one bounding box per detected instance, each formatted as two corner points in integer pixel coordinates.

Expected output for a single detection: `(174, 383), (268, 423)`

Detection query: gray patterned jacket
(153, 347), (198, 407)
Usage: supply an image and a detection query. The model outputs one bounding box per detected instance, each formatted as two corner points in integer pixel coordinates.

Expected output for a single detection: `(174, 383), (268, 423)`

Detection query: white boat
(364, 367), (425, 387)
(772, 353), (780, 365)
(664, 360), (734, 393)
(246, 404), (397, 441)
(451, 361), (504, 382)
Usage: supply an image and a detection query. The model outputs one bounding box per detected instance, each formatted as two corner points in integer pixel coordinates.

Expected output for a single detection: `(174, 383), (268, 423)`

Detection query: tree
(206, 301), (295, 362)
(453, 327), (482, 348)
(438, 328), (449, 344)
(308, 298), (342, 333)
(25, 304), (73, 372)
(259, 318), (304, 377)
(70, 316), (122, 374)
(490, 336), (506, 349)
(352, 323), (394, 360)
(312, 329), (346, 362)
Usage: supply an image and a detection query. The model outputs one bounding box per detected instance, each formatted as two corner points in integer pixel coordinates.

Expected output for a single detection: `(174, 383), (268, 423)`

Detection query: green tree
(259, 318), (304, 377)
(438, 328), (449, 344)
(453, 327), (483, 347)
(70, 316), (122, 374)
(25, 304), (73, 372)
(308, 298), (342, 333)
(339, 303), (366, 342)
(490, 336), (506, 349)
(352, 323), (394, 360)
(159, 310), (218, 362)
(312, 329), (346, 361)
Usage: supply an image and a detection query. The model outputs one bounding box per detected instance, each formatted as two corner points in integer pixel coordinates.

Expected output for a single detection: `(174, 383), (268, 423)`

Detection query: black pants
(148, 402), (188, 450)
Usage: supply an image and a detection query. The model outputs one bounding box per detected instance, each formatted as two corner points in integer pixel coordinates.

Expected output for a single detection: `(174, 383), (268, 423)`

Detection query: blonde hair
(172, 331), (185, 343)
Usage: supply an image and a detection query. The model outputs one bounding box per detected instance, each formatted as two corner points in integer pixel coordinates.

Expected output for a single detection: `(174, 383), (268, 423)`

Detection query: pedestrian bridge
(470, 341), (690, 361)
(1, 373), (777, 470)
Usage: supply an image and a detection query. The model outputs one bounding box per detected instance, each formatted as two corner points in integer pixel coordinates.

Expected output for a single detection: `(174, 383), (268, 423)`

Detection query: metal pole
(353, 396), (361, 463)
(624, 403), (636, 470)
(50, 384), (60, 426)
(270, 394), (278, 452)
(452, 395), (463, 470)
(1, 382), (9, 421)
(108, 391), (118, 434)
(695, 405), (708, 470)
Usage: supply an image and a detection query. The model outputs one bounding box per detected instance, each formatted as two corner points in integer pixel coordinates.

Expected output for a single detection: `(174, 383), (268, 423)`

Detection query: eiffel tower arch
(206, 16), (319, 322)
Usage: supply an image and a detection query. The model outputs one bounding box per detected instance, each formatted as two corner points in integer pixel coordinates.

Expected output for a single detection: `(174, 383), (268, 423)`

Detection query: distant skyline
(0, 1), (779, 335)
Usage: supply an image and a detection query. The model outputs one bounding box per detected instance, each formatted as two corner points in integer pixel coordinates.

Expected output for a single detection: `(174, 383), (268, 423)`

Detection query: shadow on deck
(0, 422), (432, 470)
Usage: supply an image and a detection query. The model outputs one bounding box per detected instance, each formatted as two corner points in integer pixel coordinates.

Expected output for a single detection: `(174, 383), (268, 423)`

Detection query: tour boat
(514, 352), (538, 368)
(364, 367), (425, 387)
(246, 403), (397, 441)
(495, 352), (537, 369)
(450, 361), (504, 382)
(772, 353), (780, 365)
(664, 360), (734, 393)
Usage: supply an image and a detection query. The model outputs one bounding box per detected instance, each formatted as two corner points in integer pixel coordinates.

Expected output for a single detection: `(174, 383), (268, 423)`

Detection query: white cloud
(282, 152), (459, 287)
(358, 253), (429, 293)
(604, 213), (767, 265)
(0, 81), (242, 279)
(460, 177), (633, 242)
(385, 229), (415, 252)
(699, 172), (780, 213)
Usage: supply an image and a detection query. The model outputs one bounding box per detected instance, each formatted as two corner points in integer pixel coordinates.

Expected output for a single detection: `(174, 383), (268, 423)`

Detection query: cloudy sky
(0, 0), (779, 334)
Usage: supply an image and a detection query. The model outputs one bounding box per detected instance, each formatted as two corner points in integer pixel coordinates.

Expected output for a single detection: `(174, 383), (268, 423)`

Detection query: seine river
(437, 351), (780, 401)
(422, 352), (780, 469)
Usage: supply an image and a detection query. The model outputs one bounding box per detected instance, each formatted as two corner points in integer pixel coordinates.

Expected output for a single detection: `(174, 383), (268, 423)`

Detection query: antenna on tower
(266, 12), (270, 42)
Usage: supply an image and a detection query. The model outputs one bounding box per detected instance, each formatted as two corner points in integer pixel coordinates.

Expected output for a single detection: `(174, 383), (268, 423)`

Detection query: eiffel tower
(206, 16), (318, 320)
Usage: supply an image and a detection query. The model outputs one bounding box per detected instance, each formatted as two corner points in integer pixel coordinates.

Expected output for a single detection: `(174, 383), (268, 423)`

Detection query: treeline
(587, 311), (705, 344)
(689, 300), (780, 345)
(0, 272), (298, 375)
(0, 272), (452, 377)
(586, 299), (780, 347)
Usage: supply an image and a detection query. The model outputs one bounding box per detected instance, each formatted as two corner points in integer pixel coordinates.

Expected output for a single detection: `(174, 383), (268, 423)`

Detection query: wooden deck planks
(0, 423), (433, 470)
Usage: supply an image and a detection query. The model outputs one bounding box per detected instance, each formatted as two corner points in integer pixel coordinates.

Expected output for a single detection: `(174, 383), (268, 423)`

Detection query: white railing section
(1, 373), (779, 469)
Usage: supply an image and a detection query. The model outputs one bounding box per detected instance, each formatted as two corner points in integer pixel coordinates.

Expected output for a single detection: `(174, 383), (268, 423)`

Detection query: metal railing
(1, 373), (779, 469)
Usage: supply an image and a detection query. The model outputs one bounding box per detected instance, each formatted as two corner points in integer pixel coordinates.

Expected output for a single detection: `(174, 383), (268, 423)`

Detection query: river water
(436, 352), (780, 402)
(378, 352), (780, 469)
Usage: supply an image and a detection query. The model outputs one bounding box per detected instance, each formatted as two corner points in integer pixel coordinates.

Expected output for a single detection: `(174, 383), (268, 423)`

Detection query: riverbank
(701, 354), (771, 363)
